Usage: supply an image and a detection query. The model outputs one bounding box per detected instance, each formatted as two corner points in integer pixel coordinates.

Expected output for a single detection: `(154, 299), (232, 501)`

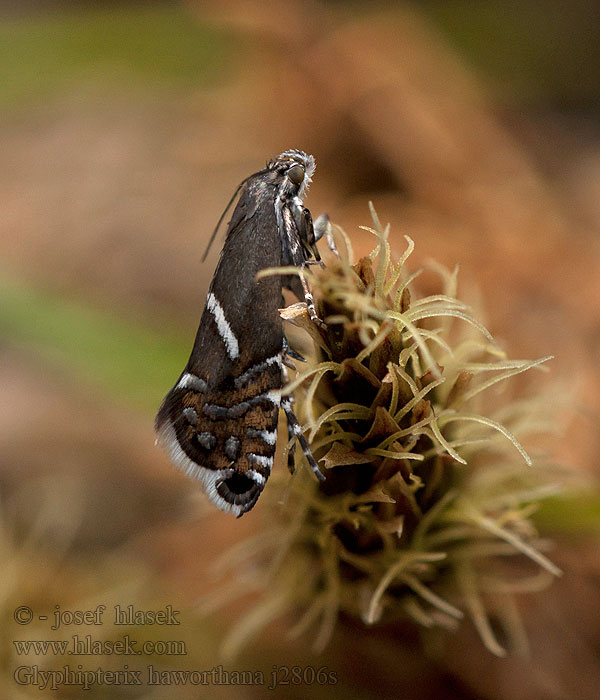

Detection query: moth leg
(281, 210), (327, 330)
(313, 213), (339, 257)
(281, 395), (325, 482)
(281, 363), (297, 475)
(286, 419), (297, 474)
(300, 271), (327, 330)
(281, 341), (324, 480)
(292, 204), (322, 264)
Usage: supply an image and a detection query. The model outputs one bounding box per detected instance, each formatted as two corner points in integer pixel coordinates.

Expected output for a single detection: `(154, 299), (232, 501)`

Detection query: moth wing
(155, 184), (285, 517)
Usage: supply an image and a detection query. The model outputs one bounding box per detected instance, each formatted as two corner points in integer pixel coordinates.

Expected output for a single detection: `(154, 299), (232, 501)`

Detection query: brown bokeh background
(1, 1), (599, 698)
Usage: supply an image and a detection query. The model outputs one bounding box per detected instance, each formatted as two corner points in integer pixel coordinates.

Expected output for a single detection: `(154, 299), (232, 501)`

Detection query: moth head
(270, 149), (316, 196)
(287, 164), (305, 186)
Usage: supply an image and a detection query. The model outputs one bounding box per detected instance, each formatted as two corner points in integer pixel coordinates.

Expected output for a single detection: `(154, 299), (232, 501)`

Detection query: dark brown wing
(155, 175), (285, 517)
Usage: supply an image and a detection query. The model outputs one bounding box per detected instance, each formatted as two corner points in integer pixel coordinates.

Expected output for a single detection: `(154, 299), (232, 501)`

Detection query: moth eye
(287, 164), (305, 185)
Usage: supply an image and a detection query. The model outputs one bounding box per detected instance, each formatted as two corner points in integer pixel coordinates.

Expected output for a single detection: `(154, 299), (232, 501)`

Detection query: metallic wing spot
(198, 432), (217, 450)
(227, 402), (250, 419)
(247, 428), (278, 445)
(224, 436), (241, 461)
(207, 292), (239, 360)
(203, 404), (230, 420)
(182, 407), (199, 426)
(177, 373), (207, 393)
(201, 393), (281, 422)
(246, 391), (281, 408)
(234, 354), (283, 388)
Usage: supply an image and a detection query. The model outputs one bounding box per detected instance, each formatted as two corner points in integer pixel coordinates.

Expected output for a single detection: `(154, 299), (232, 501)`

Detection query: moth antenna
(201, 180), (246, 263)
(201, 166), (269, 263)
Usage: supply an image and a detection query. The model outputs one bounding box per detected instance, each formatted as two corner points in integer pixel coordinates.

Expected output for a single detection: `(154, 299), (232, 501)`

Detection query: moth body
(156, 150), (325, 517)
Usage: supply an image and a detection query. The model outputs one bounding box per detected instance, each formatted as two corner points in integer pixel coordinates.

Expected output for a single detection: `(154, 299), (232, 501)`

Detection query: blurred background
(1, 1), (599, 698)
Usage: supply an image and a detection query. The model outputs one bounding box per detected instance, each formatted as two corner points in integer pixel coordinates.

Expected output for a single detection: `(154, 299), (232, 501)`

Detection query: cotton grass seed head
(213, 205), (564, 659)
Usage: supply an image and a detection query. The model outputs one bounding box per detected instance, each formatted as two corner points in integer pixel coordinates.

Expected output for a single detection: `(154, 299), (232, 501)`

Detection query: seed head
(214, 206), (563, 659)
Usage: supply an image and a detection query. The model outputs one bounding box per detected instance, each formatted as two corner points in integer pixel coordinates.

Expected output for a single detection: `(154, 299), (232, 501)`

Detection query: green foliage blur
(0, 3), (227, 108)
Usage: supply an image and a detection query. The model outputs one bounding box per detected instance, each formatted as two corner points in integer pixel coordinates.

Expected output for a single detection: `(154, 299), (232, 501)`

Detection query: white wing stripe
(207, 292), (239, 360)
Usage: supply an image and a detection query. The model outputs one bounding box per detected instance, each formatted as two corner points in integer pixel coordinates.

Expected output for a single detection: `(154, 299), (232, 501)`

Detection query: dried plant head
(209, 205), (567, 659)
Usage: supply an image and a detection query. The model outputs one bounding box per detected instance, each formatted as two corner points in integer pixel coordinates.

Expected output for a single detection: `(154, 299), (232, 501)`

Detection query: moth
(155, 150), (331, 517)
